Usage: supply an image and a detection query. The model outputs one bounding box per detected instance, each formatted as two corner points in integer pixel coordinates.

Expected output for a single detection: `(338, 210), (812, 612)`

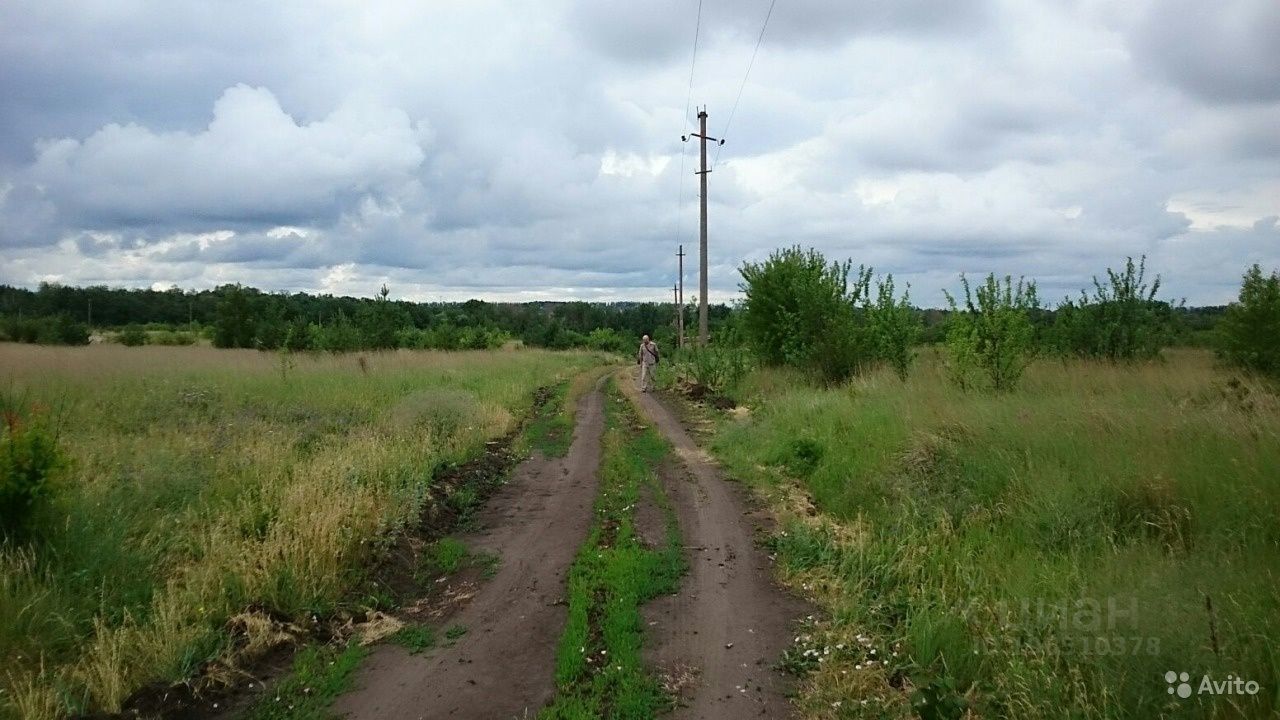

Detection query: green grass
(420, 537), (470, 577)
(242, 643), (368, 720)
(444, 624), (467, 644)
(523, 381), (575, 457)
(706, 349), (1279, 719)
(541, 382), (684, 720)
(0, 344), (605, 719)
(392, 625), (436, 655)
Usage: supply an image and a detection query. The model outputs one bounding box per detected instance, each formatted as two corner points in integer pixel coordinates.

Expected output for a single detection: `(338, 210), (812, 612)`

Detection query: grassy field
(0, 343), (602, 719)
(695, 348), (1278, 718)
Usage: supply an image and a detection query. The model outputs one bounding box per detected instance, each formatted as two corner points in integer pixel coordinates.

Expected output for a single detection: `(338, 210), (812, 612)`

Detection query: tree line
(0, 281), (733, 354)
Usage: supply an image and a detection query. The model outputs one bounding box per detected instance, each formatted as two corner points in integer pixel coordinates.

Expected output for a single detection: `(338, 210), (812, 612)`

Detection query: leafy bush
(585, 327), (630, 354)
(314, 313), (362, 352)
(0, 402), (63, 541)
(213, 284), (256, 348)
(678, 345), (751, 396)
(1051, 256), (1177, 361)
(0, 315), (91, 346)
(150, 329), (197, 346)
(868, 275), (922, 380)
(944, 274), (1039, 391)
(1217, 264), (1280, 377)
(739, 246), (920, 383)
(116, 325), (148, 346)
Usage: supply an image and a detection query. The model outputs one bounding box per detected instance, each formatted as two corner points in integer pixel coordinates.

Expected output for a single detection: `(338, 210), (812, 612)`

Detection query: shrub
(0, 316), (90, 346)
(678, 345), (750, 396)
(1051, 256), (1177, 361)
(585, 327), (630, 354)
(1217, 264), (1280, 377)
(117, 325), (148, 346)
(149, 329), (197, 346)
(0, 402), (63, 541)
(213, 284), (256, 348)
(740, 246), (920, 383)
(944, 274), (1039, 391)
(867, 275), (922, 380)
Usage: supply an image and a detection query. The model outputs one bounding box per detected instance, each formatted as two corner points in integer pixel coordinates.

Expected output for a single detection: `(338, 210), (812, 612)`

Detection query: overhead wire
(674, 0), (703, 254)
(714, 0), (777, 168)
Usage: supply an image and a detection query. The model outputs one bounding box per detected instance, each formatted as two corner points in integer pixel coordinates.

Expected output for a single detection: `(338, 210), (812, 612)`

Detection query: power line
(714, 0), (777, 167)
(674, 0), (703, 261)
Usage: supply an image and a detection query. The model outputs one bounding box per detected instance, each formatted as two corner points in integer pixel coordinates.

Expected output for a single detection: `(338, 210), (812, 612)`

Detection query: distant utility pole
(676, 244), (686, 348)
(683, 107), (722, 347)
(672, 283), (680, 341)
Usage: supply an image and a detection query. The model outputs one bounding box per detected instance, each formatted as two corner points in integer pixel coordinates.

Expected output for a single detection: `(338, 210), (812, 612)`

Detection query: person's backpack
(653, 346), (660, 364)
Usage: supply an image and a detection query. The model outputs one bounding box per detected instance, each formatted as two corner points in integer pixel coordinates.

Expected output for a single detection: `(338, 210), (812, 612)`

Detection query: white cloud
(0, 0), (1277, 305)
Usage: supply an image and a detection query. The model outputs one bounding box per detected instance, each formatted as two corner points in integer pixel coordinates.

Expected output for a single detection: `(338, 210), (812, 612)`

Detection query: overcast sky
(1, 0), (1277, 306)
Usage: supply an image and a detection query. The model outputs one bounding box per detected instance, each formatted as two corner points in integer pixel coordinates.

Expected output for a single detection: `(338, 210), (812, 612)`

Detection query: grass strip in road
(541, 382), (684, 720)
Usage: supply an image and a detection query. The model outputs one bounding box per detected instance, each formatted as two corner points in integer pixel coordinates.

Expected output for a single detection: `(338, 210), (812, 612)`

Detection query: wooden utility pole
(676, 244), (686, 348)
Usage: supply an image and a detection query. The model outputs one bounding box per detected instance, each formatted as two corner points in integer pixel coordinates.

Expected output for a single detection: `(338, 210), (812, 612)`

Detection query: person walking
(636, 334), (659, 392)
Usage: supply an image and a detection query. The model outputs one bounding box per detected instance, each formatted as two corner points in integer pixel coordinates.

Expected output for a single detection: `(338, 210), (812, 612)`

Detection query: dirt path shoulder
(334, 380), (606, 720)
(620, 379), (807, 719)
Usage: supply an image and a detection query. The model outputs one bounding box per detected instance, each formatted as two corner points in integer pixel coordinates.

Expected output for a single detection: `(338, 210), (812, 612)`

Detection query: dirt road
(334, 382), (605, 720)
(623, 382), (807, 720)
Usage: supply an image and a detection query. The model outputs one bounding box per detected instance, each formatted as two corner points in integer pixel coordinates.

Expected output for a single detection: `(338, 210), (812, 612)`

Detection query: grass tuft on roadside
(541, 381), (683, 719)
(242, 643), (368, 720)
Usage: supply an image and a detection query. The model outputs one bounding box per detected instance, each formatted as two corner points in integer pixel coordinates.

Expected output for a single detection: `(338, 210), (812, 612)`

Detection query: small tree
(1052, 256), (1176, 361)
(944, 274), (1039, 391)
(740, 247), (860, 370)
(1218, 264), (1280, 377)
(740, 246), (920, 383)
(361, 284), (409, 350)
(213, 284), (255, 348)
(867, 275), (922, 381)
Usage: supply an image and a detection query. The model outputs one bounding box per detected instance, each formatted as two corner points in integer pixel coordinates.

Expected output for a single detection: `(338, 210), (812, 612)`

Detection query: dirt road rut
(334, 383), (605, 720)
(624, 382), (807, 720)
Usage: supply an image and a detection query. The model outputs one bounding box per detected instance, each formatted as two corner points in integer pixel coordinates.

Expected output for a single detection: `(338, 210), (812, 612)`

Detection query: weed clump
(0, 400), (62, 542)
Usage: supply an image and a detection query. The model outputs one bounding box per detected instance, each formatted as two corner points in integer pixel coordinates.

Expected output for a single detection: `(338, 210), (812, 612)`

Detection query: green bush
(117, 325), (148, 346)
(1051, 256), (1177, 361)
(0, 403), (63, 541)
(739, 246), (920, 383)
(1217, 264), (1280, 377)
(943, 273), (1039, 391)
(868, 274), (922, 380)
(0, 315), (90, 346)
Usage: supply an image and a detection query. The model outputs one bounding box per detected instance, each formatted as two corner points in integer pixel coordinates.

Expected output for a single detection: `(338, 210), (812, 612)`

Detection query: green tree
(1217, 264), (1280, 377)
(740, 246), (920, 383)
(360, 285), (408, 350)
(739, 247), (869, 380)
(944, 274), (1039, 391)
(867, 275), (922, 381)
(1052, 256), (1177, 361)
(213, 285), (256, 348)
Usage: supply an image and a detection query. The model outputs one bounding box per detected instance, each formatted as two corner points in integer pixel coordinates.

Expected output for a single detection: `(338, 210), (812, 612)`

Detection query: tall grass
(0, 344), (601, 719)
(711, 348), (1279, 718)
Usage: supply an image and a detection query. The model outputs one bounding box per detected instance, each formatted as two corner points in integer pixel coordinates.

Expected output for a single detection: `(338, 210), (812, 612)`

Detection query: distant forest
(0, 281), (1224, 351)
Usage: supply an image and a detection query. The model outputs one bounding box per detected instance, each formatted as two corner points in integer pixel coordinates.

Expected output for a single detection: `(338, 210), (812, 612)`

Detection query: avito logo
(1165, 671), (1261, 699)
